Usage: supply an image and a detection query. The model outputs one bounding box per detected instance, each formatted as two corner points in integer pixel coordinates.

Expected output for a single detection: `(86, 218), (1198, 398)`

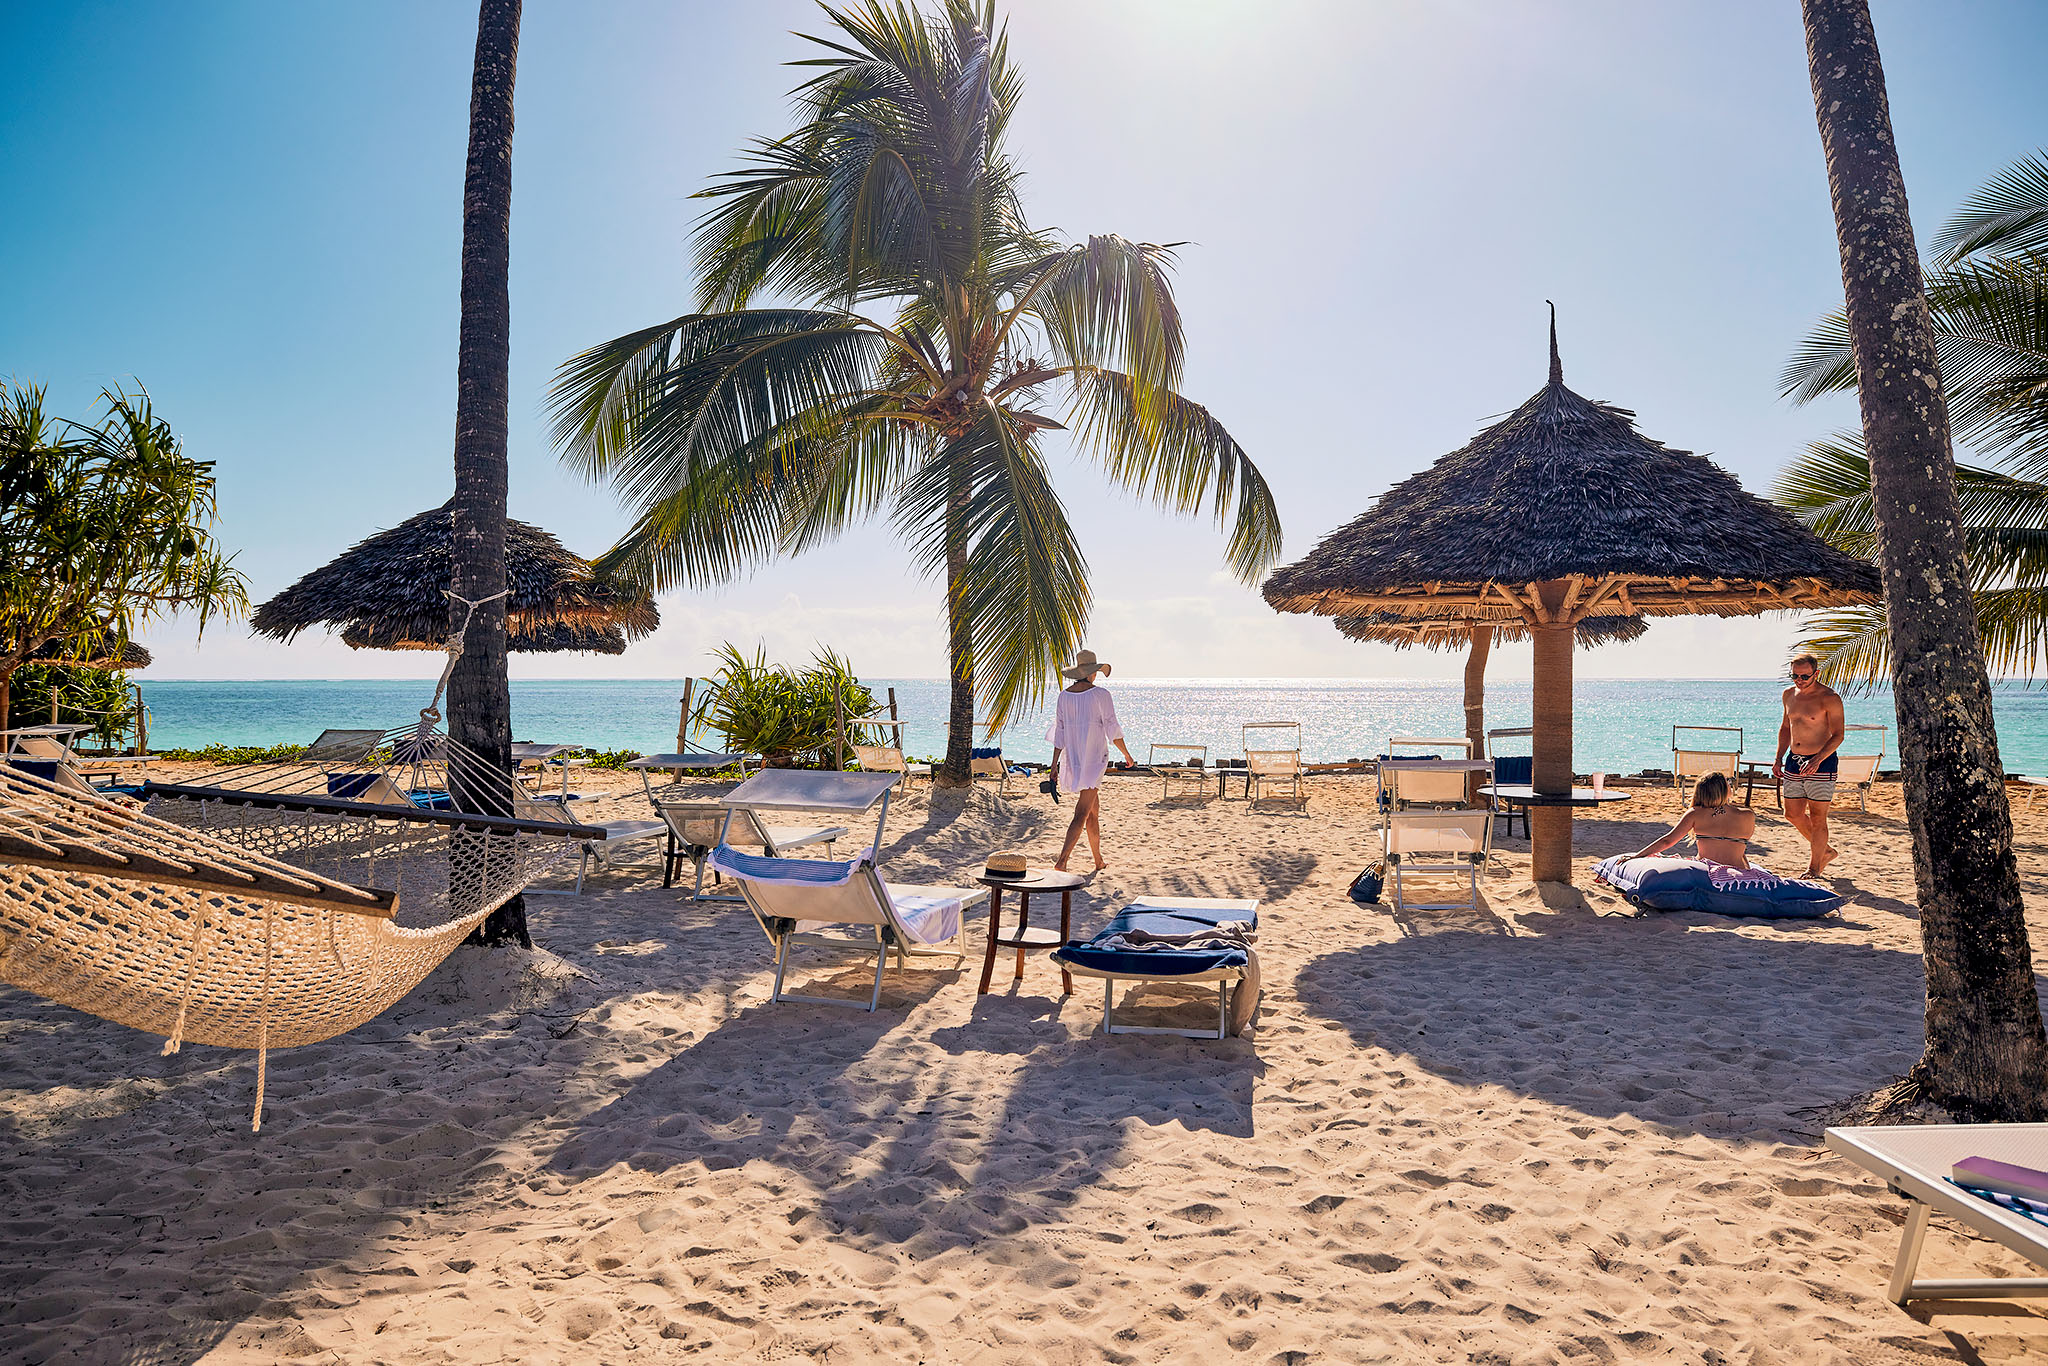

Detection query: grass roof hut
(1267, 319), (1880, 883)
(253, 503), (658, 657)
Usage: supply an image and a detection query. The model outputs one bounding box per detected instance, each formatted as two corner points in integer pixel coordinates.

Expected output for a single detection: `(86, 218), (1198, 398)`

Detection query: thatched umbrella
(253, 502), (658, 655)
(1267, 319), (1880, 883)
(30, 636), (152, 671)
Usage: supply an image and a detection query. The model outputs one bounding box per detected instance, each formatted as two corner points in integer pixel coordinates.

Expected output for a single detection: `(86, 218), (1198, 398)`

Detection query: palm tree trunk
(450, 0), (526, 948)
(1462, 624), (1491, 805)
(1802, 0), (2047, 1118)
(938, 456), (974, 787)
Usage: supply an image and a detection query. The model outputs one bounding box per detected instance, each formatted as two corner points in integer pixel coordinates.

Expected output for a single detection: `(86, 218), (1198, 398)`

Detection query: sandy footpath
(6, 762), (2048, 1363)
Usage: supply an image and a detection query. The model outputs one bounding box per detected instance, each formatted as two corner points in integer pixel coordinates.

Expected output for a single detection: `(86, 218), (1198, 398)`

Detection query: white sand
(6, 766), (2048, 1362)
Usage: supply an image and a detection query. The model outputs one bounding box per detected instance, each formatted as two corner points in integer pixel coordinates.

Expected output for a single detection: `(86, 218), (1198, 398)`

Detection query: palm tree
(1799, 0), (2047, 1119)
(450, 0), (523, 946)
(1777, 150), (2048, 684)
(549, 0), (1281, 784)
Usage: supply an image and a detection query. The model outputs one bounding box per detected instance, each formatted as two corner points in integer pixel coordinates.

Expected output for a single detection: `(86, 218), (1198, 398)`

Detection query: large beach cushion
(1055, 898), (1258, 978)
(1595, 855), (1845, 918)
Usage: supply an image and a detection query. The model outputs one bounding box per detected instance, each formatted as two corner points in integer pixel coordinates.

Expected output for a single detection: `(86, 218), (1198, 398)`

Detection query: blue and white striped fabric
(708, 844), (875, 887)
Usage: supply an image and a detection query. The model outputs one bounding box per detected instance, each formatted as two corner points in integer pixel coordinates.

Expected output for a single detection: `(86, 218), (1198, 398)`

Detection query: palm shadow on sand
(1297, 917), (1938, 1143)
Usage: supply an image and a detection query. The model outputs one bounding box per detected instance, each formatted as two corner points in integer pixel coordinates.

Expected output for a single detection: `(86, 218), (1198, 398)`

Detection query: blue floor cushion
(1595, 855), (1845, 918)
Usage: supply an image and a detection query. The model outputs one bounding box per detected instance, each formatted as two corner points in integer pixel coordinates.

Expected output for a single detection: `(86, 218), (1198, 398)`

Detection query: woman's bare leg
(1055, 789), (1091, 870)
(1084, 789), (1105, 869)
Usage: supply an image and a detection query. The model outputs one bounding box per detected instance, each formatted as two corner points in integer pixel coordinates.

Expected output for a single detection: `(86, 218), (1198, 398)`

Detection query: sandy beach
(5, 766), (2048, 1363)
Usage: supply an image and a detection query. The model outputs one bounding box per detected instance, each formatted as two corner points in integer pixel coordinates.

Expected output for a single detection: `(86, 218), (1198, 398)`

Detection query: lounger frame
(1148, 743), (1210, 800)
(1090, 970), (1235, 1039)
(722, 859), (981, 1011)
(1828, 1123), (2048, 1304)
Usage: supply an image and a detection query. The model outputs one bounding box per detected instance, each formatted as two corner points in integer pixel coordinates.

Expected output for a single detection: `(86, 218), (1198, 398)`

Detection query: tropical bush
(6, 664), (138, 748)
(698, 645), (877, 767)
(577, 747), (644, 770)
(158, 742), (311, 764)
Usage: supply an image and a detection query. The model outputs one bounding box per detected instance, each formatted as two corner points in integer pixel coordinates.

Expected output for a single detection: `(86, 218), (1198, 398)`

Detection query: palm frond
(1932, 150), (2048, 264)
(1022, 236), (1186, 402)
(1065, 367), (1282, 580)
(1798, 605), (1896, 691)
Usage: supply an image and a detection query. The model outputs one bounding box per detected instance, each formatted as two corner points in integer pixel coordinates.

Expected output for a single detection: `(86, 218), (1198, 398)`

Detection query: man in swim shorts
(1773, 651), (1846, 877)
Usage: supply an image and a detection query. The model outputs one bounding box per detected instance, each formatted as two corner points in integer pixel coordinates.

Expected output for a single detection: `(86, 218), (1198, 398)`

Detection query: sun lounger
(1053, 896), (1262, 1039)
(707, 845), (983, 1010)
(970, 745), (1014, 797)
(652, 801), (848, 899)
(1242, 722), (1304, 803)
(1826, 724), (1886, 812)
(1384, 735), (1475, 807)
(1828, 1123), (2048, 1304)
(1671, 724), (1742, 797)
(1378, 757), (1495, 912)
(847, 716), (931, 788)
(1147, 743), (1209, 800)
(2017, 776), (2048, 813)
(8, 724), (150, 793)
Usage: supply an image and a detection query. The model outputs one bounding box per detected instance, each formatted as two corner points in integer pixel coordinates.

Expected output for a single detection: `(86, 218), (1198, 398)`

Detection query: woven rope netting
(0, 763), (575, 1127)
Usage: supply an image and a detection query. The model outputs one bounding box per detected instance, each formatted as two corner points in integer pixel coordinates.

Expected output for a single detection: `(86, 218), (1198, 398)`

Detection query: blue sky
(5, 0), (2045, 682)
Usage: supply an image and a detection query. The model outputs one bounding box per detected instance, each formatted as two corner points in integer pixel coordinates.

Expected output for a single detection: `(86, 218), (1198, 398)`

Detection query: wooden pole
(834, 688), (846, 772)
(887, 686), (899, 723)
(678, 677), (694, 754)
(133, 682), (146, 755)
(1462, 623), (1492, 805)
(1529, 583), (1576, 883)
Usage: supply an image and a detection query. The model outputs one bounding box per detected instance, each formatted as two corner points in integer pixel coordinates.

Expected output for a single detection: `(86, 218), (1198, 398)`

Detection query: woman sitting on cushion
(1625, 772), (1755, 870)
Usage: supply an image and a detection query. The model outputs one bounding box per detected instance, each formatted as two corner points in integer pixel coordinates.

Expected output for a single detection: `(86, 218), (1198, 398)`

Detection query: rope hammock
(0, 590), (595, 1129)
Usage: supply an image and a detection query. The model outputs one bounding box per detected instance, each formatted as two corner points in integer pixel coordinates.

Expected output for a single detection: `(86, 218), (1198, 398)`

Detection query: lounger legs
(770, 929), (889, 1011)
(1098, 977), (1232, 1039)
(1883, 1197), (2048, 1303)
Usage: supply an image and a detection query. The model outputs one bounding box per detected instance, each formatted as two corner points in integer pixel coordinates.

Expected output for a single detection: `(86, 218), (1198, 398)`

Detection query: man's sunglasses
(1791, 671), (1814, 681)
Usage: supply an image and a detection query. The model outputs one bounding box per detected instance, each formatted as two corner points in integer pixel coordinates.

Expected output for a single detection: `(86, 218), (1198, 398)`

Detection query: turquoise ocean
(132, 677), (2048, 775)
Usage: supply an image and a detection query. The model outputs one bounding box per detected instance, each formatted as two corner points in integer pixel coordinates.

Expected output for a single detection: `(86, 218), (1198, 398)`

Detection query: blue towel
(1493, 755), (1533, 785)
(1055, 942), (1248, 976)
(7, 758), (62, 782)
(326, 772), (383, 800)
(971, 746), (1002, 759)
(708, 844), (867, 887)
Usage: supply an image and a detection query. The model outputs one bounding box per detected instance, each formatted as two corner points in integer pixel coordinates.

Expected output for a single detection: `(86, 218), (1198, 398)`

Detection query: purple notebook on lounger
(1954, 1155), (2048, 1203)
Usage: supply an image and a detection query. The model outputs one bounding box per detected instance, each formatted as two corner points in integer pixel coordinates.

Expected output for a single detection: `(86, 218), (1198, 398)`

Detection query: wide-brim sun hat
(1061, 649), (1110, 680)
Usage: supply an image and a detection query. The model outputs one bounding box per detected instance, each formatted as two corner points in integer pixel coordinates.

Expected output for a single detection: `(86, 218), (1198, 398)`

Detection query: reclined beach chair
(970, 745), (1014, 797)
(653, 800), (848, 900)
(1242, 722), (1304, 803)
(1148, 743), (1209, 800)
(1671, 724), (1742, 798)
(707, 845), (984, 1010)
(1828, 724), (1886, 813)
(1053, 896), (1262, 1039)
(848, 716), (931, 788)
(8, 723), (150, 794)
(1827, 1123), (2048, 1304)
(1378, 757), (1495, 912)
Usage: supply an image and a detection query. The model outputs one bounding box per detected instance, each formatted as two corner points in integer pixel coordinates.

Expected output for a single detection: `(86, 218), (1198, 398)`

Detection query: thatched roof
(253, 502), (659, 654)
(1337, 612), (1647, 651)
(29, 636), (152, 671)
(339, 619), (632, 655)
(1264, 327), (1881, 627)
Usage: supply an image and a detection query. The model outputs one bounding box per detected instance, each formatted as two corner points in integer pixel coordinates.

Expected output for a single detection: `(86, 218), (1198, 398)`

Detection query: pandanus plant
(550, 0), (1280, 784)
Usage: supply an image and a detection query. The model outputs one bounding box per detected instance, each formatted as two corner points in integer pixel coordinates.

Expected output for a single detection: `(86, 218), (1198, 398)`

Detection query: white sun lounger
(1828, 1123), (2048, 1304)
(652, 801), (848, 900)
(708, 845), (984, 1010)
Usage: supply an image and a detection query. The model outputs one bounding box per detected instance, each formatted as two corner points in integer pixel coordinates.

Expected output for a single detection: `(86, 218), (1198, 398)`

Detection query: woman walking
(1048, 649), (1135, 872)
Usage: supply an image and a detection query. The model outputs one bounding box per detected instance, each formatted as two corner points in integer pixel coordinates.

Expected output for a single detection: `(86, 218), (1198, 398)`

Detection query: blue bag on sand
(1349, 862), (1386, 904)
(1593, 855), (1845, 919)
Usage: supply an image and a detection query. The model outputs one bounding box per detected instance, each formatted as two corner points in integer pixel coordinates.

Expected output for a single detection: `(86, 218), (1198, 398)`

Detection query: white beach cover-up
(1047, 686), (1124, 794)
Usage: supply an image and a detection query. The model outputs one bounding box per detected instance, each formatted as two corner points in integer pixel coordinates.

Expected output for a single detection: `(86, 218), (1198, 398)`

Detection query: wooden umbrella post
(1529, 587), (1576, 883)
(1462, 623), (1492, 805)
(678, 677), (694, 754)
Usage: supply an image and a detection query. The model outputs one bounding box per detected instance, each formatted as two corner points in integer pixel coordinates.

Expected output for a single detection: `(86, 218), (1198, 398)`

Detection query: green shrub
(699, 644), (877, 768)
(159, 742), (310, 764)
(577, 747), (643, 770)
(7, 664), (139, 748)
